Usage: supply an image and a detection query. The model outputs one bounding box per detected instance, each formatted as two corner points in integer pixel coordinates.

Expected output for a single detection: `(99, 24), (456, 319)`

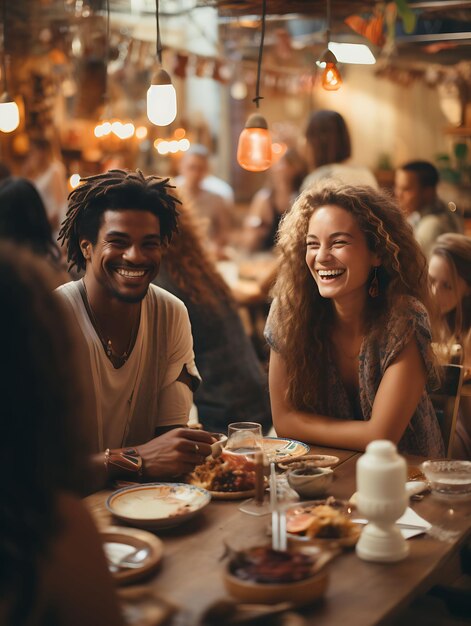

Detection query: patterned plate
(262, 437), (310, 463)
(106, 483), (211, 530)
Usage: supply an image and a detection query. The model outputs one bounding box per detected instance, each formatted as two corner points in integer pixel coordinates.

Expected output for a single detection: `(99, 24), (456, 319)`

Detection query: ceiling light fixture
(318, 0), (342, 91)
(236, 0), (272, 172)
(147, 0), (177, 127)
(0, 0), (19, 133)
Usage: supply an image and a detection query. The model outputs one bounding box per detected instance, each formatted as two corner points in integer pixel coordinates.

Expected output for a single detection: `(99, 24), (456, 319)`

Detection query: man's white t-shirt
(56, 281), (199, 451)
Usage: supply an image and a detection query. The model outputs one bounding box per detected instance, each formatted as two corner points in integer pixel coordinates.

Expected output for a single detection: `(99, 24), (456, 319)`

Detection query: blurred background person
(154, 201), (272, 434)
(0, 244), (123, 626)
(395, 160), (463, 258)
(0, 177), (69, 288)
(429, 233), (471, 458)
(174, 144), (234, 259)
(240, 148), (307, 254)
(301, 110), (378, 190)
(22, 137), (68, 235)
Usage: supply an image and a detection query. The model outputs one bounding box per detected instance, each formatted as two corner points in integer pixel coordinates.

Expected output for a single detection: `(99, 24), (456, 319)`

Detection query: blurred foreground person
(0, 244), (123, 626)
(429, 233), (471, 458)
(155, 201), (272, 433)
(395, 161), (463, 258)
(57, 169), (213, 484)
(266, 184), (444, 457)
(0, 176), (69, 287)
(301, 110), (378, 190)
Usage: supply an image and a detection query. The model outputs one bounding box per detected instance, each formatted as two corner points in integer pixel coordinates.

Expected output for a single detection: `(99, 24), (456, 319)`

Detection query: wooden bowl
(223, 567), (328, 606)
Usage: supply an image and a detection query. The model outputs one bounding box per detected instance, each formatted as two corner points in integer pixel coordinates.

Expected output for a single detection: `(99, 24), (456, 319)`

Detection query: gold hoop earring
(369, 267), (379, 298)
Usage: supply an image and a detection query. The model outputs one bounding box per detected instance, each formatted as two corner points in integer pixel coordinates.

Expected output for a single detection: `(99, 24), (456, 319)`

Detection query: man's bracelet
(104, 447), (143, 478)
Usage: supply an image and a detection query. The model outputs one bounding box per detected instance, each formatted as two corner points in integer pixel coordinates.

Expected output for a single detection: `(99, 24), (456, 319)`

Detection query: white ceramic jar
(355, 440), (409, 562)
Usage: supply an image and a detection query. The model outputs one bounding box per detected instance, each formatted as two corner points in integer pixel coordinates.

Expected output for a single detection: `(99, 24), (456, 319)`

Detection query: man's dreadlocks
(58, 169), (180, 272)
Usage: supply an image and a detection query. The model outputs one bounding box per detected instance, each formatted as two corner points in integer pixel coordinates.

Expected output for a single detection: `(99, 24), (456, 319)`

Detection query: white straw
(270, 462), (279, 550)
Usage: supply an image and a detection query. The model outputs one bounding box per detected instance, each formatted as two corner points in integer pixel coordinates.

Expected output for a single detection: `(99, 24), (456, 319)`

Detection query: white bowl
(421, 460), (471, 496)
(287, 467), (334, 499)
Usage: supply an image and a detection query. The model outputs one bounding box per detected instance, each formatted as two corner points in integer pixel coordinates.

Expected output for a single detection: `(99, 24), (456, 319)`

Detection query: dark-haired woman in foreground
(266, 184), (444, 457)
(0, 244), (122, 625)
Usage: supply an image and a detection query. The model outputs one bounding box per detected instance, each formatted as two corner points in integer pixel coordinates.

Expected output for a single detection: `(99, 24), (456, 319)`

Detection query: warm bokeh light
(271, 142), (287, 163)
(135, 126), (148, 140)
(230, 81), (248, 100)
(0, 99), (20, 133)
(322, 63), (342, 91)
(179, 138), (190, 151)
(174, 128), (186, 139)
(157, 140), (169, 155)
(69, 173), (81, 188)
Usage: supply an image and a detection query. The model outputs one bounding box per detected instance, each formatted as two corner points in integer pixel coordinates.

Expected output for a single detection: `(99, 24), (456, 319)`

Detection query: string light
(147, 0), (177, 126)
(0, 0), (19, 133)
(318, 0), (342, 91)
(236, 0), (272, 172)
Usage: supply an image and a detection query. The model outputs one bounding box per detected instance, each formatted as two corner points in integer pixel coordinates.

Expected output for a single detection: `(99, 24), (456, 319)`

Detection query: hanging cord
(325, 0), (331, 46)
(252, 0), (266, 108)
(103, 0), (110, 111)
(2, 0), (8, 93)
(156, 0), (162, 65)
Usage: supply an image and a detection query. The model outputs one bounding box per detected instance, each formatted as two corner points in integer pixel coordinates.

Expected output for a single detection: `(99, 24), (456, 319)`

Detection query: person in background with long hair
(301, 110), (378, 190)
(0, 244), (123, 626)
(155, 200), (272, 434)
(266, 183), (444, 457)
(429, 233), (471, 458)
(0, 176), (69, 287)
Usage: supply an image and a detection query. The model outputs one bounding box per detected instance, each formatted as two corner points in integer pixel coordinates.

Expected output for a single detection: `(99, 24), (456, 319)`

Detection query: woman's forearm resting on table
(269, 339), (427, 451)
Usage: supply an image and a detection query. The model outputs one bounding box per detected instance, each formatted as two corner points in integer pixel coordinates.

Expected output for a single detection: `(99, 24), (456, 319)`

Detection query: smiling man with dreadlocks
(57, 169), (214, 483)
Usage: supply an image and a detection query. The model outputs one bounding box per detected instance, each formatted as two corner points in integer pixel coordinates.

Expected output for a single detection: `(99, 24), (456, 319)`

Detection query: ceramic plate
(262, 438), (310, 463)
(102, 526), (163, 584)
(285, 499), (361, 549)
(106, 483), (211, 529)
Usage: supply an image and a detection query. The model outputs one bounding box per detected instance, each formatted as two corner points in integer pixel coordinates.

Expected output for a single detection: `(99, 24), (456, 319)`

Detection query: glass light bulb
(147, 83), (177, 126)
(0, 100), (20, 133)
(322, 63), (342, 91)
(237, 127), (272, 172)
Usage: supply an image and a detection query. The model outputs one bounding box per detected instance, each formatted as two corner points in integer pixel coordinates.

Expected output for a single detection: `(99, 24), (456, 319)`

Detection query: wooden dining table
(85, 445), (471, 626)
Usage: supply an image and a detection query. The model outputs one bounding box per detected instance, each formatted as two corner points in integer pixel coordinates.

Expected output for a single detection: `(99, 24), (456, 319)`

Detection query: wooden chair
(431, 364), (464, 458)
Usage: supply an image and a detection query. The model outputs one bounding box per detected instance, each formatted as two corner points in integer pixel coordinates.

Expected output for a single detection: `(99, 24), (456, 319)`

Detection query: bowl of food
(223, 545), (329, 606)
(278, 454), (340, 471)
(286, 498), (361, 548)
(287, 467), (334, 499)
(187, 452), (258, 499)
(421, 460), (471, 496)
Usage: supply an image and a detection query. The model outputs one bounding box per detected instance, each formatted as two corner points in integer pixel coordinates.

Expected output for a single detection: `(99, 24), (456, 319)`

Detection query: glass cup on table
(225, 422), (270, 516)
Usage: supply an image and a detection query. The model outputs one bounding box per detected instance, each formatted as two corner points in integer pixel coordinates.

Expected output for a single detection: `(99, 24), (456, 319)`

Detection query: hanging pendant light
(320, 50), (342, 91)
(237, 0), (272, 172)
(147, 0), (176, 127)
(237, 113), (272, 172)
(317, 0), (342, 92)
(0, 0), (19, 133)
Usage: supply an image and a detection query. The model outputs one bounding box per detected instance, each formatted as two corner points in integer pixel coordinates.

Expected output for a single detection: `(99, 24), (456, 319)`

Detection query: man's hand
(136, 428), (214, 479)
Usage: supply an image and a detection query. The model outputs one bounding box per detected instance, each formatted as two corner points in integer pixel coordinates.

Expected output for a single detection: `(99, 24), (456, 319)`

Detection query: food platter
(106, 483), (211, 530)
(262, 438), (310, 463)
(101, 526), (163, 584)
(285, 498), (361, 549)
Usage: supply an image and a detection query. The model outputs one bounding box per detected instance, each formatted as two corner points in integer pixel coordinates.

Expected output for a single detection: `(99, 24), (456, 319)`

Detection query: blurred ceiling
(4, 1), (471, 67)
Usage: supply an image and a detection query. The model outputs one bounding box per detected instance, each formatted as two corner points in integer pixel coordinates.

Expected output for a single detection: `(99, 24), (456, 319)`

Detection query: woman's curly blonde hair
(270, 183), (433, 412)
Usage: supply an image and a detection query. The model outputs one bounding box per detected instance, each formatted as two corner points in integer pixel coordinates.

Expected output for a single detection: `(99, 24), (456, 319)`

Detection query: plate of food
(101, 526), (163, 584)
(262, 438), (310, 463)
(285, 497), (361, 548)
(188, 452), (258, 500)
(106, 483), (211, 529)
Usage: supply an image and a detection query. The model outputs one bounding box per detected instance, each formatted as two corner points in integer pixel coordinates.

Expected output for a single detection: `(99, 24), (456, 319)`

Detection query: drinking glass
(225, 422), (269, 516)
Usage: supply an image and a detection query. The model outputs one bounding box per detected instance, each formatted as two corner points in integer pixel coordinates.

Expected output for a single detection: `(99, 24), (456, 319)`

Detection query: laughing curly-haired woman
(266, 183), (444, 457)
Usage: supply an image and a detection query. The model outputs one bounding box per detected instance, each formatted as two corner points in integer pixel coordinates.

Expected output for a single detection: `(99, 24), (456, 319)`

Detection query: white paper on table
(352, 507), (432, 539)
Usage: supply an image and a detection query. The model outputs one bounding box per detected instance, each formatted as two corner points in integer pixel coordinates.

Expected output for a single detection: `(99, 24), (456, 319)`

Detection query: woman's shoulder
(385, 295), (429, 328)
